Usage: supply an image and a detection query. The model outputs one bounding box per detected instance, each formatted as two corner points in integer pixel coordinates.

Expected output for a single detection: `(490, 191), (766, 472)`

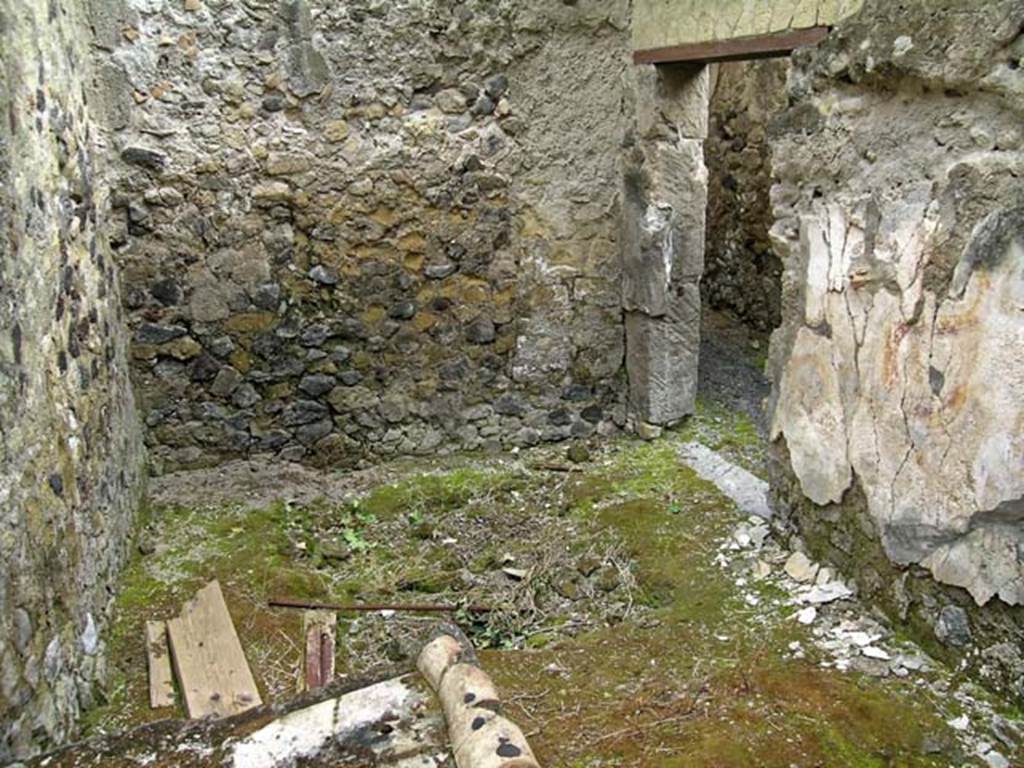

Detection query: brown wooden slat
(145, 620), (175, 709)
(633, 26), (830, 65)
(166, 580), (262, 719)
(302, 610), (336, 692)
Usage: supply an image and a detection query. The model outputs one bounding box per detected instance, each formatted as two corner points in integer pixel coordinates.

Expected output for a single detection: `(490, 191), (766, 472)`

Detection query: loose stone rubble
(720, 500), (1019, 768)
(691, 435), (1019, 767)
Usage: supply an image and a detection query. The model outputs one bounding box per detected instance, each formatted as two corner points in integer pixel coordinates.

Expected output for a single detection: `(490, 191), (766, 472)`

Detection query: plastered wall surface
(768, 0), (1024, 695)
(633, 0), (863, 52)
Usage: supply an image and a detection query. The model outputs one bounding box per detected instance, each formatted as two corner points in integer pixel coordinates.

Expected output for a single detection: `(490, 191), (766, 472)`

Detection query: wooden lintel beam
(633, 26), (830, 66)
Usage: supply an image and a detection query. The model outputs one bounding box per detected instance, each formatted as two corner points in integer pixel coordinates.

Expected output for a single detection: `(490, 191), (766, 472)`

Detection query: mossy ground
(485, 437), (962, 767)
(85, 407), (990, 765)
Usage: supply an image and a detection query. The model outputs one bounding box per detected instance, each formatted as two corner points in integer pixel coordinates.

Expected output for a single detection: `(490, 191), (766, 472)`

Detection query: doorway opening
(698, 58), (790, 437)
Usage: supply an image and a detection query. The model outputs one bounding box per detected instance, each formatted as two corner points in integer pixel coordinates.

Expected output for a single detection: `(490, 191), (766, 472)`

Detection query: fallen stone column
(417, 625), (540, 768)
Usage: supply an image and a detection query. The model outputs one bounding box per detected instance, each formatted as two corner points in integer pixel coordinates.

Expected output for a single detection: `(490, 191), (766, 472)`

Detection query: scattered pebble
(950, 715), (971, 732)
(796, 606), (817, 625)
(784, 551), (819, 583)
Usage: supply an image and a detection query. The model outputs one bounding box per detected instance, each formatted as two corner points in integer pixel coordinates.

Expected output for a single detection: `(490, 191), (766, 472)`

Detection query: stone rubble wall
(703, 59), (789, 332)
(767, 0), (1024, 695)
(0, 0), (146, 760)
(95, 0), (633, 473)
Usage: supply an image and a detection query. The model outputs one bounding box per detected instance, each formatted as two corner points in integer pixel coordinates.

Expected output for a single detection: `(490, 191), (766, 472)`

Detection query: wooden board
(166, 580), (262, 719)
(633, 26), (830, 65)
(145, 620), (176, 709)
(302, 610), (336, 692)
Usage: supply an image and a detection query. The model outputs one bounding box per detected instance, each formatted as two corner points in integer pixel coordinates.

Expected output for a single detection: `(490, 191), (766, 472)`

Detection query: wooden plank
(302, 610), (336, 692)
(633, 26), (830, 65)
(166, 580), (262, 719)
(145, 620), (176, 709)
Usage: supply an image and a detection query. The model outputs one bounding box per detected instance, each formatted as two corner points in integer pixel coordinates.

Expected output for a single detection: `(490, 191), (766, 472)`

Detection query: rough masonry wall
(96, 0), (632, 473)
(703, 60), (788, 332)
(0, 0), (145, 760)
(768, 0), (1024, 694)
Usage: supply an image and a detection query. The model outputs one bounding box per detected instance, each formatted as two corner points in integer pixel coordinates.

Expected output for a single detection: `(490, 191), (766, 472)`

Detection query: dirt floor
(77, 439), (1020, 765)
(64, 315), (1022, 767)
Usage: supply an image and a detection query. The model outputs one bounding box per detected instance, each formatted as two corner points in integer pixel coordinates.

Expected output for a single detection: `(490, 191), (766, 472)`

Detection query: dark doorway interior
(698, 59), (790, 430)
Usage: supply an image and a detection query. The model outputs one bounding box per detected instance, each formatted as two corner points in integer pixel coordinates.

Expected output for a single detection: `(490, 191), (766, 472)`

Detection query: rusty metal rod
(268, 597), (492, 614)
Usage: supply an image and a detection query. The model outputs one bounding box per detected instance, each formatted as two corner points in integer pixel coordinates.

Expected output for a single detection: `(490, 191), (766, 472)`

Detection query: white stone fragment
(678, 441), (772, 520)
(796, 606), (817, 625)
(847, 631), (875, 647)
(861, 646), (891, 661)
(784, 551), (819, 583)
(895, 654), (928, 672)
(796, 581), (854, 605)
(949, 715), (971, 732)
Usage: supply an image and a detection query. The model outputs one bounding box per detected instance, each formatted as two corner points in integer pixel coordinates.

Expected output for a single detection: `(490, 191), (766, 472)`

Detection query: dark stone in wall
(120, 146), (166, 172)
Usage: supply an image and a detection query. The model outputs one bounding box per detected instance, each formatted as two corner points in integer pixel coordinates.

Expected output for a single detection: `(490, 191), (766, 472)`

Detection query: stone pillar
(622, 64), (709, 428)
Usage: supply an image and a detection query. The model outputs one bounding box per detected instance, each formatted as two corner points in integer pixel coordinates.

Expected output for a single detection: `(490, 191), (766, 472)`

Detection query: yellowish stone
(324, 120), (350, 143)
(224, 312), (276, 333)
